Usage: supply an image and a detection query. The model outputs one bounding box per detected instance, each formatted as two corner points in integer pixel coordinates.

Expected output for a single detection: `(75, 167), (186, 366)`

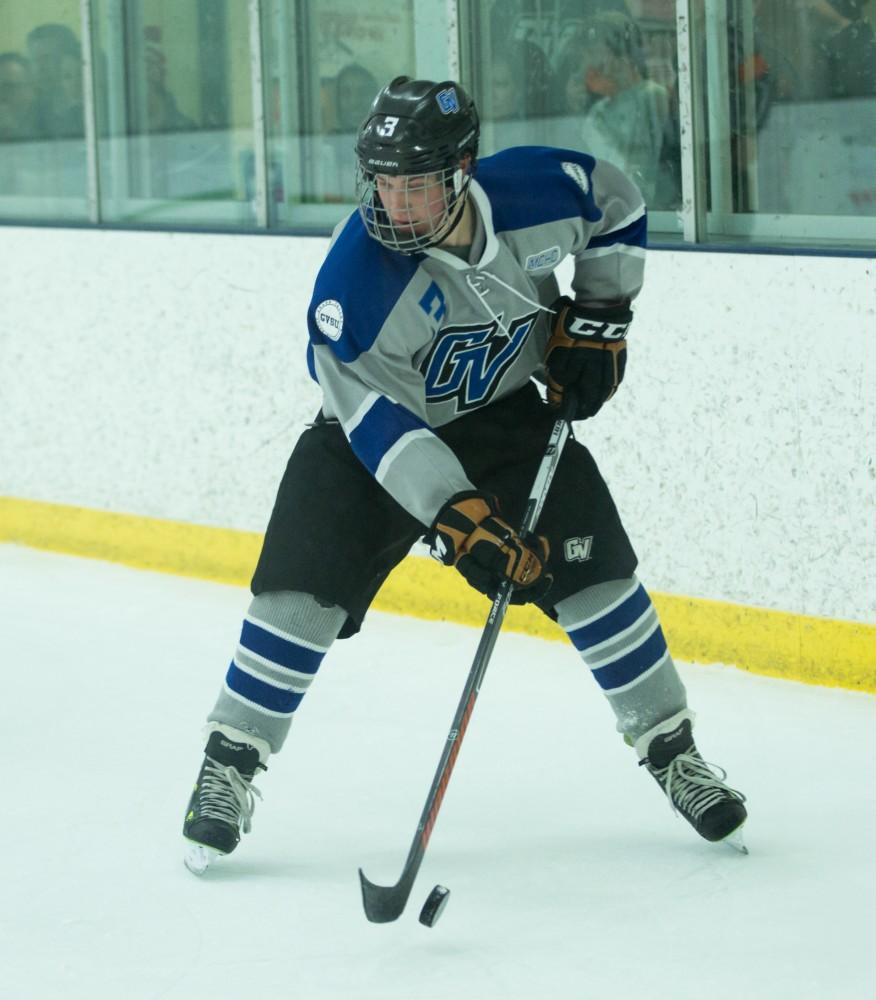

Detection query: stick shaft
(359, 409), (574, 922)
(418, 410), (572, 846)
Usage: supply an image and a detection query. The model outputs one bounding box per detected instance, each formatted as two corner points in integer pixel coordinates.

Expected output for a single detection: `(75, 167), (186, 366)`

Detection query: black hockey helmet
(355, 76), (480, 253)
(356, 76), (479, 175)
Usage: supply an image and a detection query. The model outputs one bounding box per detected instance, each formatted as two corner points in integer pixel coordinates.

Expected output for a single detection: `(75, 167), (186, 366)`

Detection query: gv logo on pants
(564, 536), (593, 562)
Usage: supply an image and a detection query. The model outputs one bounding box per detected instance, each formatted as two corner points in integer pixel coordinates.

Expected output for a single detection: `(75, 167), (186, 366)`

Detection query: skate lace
(662, 753), (746, 821)
(199, 760), (263, 833)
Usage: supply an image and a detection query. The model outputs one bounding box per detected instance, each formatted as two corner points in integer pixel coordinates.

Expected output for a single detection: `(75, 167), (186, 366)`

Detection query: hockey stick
(358, 396), (576, 923)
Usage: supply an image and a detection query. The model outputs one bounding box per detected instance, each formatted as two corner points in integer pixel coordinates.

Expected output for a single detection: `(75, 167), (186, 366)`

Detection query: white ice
(1, 545), (874, 1000)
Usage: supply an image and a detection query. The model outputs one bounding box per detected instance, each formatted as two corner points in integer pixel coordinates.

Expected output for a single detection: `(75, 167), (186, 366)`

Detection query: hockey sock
(555, 575), (687, 741)
(207, 590), (347, 753)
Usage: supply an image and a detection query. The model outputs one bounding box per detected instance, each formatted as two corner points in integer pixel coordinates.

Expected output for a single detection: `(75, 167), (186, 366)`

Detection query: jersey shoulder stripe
(307, 212), (421, 364)
(587, 207), (648, 251)
(475, 146), (601, 233)
(347, 394), (430, 477)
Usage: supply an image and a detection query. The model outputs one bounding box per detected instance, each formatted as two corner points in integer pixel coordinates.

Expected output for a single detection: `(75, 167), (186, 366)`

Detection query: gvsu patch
(525, 245), (562, 271)
(314, 299), (344, 341)
(436, 87), (459, 115)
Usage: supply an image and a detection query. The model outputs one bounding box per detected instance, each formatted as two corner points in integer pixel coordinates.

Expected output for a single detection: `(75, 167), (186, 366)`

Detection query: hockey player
(182, 76), (746, 874)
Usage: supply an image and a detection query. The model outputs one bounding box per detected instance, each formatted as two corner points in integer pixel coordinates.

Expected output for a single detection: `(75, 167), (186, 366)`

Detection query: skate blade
(723, 826), (748, 855)
(184, 842), (223, 875)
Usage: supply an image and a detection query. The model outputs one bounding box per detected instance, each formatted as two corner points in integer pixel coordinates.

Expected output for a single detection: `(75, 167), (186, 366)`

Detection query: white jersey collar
(424, 179), (498, 271)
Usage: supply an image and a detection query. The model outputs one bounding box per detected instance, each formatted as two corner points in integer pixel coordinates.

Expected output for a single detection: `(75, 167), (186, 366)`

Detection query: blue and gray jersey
(306, 145), (646, 527)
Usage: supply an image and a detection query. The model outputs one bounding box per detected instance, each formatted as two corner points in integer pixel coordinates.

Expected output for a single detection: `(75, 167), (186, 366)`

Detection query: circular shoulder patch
(314, 299), (344, 341)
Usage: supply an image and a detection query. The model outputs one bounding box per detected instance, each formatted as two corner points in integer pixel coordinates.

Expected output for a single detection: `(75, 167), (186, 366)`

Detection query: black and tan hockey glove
(427, 490), (551, 605)
(544, 295), (631, 419)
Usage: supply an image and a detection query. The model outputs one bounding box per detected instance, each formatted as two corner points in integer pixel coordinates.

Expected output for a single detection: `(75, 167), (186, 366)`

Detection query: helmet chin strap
(432, 181), (469, 247)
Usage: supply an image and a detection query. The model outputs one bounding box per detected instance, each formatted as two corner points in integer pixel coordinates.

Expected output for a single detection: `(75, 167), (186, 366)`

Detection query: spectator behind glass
(816, 0), (876, 97)
(55, 49), (85, 137)
(554, 0), (634, 58)
(332, 63), (379, 134)
(482, 39), (554, 151)
(318, 63), (379, 203)
(488, 48), (525, 120)
(0, 52), (38, 140)
(551, 11), (671, 205)
(144, 33), (196, 133)
(26, 23), (85, 138)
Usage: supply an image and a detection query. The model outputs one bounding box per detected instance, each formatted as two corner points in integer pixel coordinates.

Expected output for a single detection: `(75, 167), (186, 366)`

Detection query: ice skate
(635, 710), (747, 846)
(183, 724), (269, 875)
(723, 825), (749, 855)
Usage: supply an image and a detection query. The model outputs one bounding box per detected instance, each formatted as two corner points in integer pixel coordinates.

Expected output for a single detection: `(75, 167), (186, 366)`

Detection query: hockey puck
(418, 885), (450, 927)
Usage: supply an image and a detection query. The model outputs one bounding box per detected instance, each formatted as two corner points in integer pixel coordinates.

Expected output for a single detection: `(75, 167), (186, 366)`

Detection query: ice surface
(1, 545), (873, 1000)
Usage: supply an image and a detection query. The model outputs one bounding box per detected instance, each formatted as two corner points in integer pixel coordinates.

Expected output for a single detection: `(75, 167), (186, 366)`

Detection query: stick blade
(358, 867), (415, 923)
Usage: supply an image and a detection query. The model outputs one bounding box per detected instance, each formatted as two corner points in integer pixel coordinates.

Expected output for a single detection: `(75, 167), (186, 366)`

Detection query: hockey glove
(427, 490), (551, 605)
(544, 296), (631, 419)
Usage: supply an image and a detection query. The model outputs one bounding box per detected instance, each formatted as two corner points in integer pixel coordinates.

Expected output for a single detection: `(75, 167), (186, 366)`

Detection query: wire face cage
(355, 163), (472, 253)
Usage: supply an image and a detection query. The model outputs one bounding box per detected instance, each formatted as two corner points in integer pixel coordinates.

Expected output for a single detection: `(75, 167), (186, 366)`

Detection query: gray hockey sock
(208, 590), (347, 754)
(555, 575), (687, 741)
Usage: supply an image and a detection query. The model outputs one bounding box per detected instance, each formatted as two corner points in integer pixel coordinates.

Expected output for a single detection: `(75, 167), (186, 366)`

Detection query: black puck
(418, 884), (450, 927)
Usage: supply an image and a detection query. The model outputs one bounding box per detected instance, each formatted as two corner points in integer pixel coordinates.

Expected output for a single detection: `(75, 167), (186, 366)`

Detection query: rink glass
(0, 0), (873, 250)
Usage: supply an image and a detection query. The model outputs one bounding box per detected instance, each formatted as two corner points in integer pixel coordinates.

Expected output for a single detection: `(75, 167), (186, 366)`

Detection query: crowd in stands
(3, 3), (874, 214)
(474, 0), (876, 210)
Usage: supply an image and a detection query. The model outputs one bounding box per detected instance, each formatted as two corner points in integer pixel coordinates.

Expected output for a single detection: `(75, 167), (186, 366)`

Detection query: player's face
(357, 155), (472, 253)
(375, 172), (450, 237)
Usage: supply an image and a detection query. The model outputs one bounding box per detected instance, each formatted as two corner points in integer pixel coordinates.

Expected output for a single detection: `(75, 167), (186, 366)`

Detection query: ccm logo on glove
(565, 314), (629, 340)
(545, 295), (632, 419)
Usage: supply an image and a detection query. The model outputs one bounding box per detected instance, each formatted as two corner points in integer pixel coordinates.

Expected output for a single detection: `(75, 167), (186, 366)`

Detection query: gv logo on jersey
(421, 311), (538, 412)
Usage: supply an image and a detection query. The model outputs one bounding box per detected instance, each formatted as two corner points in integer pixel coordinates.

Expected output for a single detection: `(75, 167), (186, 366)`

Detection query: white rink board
(0, 225), (873, 623)
(1, 545), (874, 1000)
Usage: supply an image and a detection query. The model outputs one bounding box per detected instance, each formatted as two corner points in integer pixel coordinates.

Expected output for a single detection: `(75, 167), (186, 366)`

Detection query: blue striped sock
(223, 616), (329, 717)
(208, 591), (346, 752)
(564, 580), (670, 693)
(556, 576), (687, 740)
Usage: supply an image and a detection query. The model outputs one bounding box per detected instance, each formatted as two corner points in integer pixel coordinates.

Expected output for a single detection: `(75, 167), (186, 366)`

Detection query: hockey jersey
(306, 145), (647, 527)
